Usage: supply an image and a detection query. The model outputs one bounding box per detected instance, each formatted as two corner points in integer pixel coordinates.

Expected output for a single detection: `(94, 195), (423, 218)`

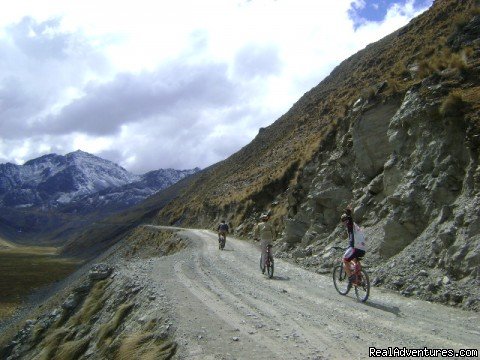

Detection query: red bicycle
(259, 244), (274, 278)
(332, 247), (370, 302)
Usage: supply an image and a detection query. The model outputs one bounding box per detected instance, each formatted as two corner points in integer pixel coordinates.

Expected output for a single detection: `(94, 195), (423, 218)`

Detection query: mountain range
(0, 150), (199, 242)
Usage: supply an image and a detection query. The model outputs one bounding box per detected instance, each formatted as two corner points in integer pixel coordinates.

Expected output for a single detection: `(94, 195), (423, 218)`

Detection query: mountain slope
(59, 167), (200, 216)
(61, 171), (203, 258)
(149, 0), (480, 309)
(156, 0), (480, 229)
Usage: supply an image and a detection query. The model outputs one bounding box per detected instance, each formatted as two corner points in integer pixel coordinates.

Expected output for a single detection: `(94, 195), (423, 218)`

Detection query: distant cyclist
(341, 207), (366, 283)
(217, 220), (229, 243)
(254, 213), (275, 273)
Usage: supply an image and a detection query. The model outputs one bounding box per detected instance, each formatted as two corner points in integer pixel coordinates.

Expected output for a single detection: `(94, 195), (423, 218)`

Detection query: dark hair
(344, 207), (352, 216)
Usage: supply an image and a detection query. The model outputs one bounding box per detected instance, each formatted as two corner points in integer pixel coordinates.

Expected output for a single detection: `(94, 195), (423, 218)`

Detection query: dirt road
(150, 227), (479, 359)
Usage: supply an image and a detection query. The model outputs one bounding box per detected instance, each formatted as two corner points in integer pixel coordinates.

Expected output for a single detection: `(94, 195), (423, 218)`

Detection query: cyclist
(254, 213), (275, 273)
(341, 208), (366, 284)
(217, 220), (229, 244)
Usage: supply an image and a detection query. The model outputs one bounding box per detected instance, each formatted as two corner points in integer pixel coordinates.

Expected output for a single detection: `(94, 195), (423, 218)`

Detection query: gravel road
(149, 227), (480, 360)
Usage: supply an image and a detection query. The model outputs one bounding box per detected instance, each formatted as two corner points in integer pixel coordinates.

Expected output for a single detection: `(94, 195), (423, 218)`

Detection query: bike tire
(260, 256), (265, 274)
(354, 269), (370, 302)
(332, 264), (350, 295)
(267, 257), (274, 278)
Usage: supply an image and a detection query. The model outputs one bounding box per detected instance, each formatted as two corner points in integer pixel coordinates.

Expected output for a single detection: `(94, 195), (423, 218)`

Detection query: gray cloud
(233, 44), (282, 79)
(0, 17), (109, 138)
(7, 17), (70, 60)
(109, 112), (258, 174)
(40, 62), (238, 136)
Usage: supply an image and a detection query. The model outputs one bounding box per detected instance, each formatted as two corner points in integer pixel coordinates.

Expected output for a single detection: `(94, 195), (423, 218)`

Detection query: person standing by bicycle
(341, 207), (366, 283)
(254, 213), (275, 273)
(217, 220), (229, 243)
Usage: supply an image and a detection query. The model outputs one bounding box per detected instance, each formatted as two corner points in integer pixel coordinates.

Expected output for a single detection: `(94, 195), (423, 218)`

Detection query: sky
(0, 0), (433, 174)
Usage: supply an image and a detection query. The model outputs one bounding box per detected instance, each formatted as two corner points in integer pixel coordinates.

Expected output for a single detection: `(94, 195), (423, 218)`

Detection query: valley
(0, 242), (79, 321)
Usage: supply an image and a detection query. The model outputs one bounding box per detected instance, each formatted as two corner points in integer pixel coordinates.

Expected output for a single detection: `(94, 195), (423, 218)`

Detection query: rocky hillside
(151, 0), (480, 309)
(0, 227), (183, 360)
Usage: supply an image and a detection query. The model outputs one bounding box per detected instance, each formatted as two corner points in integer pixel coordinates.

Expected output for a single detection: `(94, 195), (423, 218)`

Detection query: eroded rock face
(279, 79), (480, 310)
(353, 101), (398, 178)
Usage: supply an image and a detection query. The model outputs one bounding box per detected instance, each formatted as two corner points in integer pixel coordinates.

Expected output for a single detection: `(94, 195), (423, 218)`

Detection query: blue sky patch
(349, 0), (433, 28)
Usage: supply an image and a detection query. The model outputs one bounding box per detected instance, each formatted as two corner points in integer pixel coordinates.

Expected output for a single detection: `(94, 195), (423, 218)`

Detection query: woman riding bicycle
(217, 220), (229, 248)
(254, 213), (275, 273)
(341, 208), (366, 283)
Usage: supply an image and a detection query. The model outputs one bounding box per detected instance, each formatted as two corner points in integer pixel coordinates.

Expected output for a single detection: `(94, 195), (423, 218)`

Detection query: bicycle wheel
(260, 255), (265, 274)
(332, 264), (350, 295)
(267, 256), (274, 278)
(354, 269), (370, 302)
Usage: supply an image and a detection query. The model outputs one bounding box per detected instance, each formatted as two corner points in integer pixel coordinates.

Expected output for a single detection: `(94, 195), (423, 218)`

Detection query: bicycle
(332, 247), (370, 302)
(218, 233), (226, 250)
(259, 244), (274, 278)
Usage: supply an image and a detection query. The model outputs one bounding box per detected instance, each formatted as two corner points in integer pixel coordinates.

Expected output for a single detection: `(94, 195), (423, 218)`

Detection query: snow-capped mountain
(0, 150), (199, 210)
(0, 151), (139, 207)
(63, 167), (200, 214)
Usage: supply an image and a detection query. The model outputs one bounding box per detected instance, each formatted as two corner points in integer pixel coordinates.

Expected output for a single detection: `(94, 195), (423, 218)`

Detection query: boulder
(367, 174), (384, 195)
(310, 184), (351, 209)
(89, 264), (113, 281)
(380, 218), (415, 258)
(283, 218), (309, 245)
(62, 293), (82, 310)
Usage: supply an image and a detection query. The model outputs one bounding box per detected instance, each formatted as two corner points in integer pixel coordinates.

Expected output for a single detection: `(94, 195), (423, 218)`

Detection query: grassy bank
(0, 244), (80, 320)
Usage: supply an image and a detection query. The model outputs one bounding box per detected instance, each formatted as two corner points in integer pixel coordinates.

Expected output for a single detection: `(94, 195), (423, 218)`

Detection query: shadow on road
(364, 300), (402, 317)
(270, 275), (291, 281)
(221, 248), (234, 252)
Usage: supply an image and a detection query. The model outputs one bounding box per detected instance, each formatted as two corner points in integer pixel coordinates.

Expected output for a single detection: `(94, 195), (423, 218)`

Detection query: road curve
(150, 227), (479, 360)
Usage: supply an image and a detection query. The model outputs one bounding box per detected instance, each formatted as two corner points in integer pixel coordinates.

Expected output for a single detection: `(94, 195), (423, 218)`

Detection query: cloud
(348, 0), (432, 28)
(0, 17), (109, 138)
(39, 61), (238, 136)
(0, 1), (434, 173)
(233, 44), (282, 79)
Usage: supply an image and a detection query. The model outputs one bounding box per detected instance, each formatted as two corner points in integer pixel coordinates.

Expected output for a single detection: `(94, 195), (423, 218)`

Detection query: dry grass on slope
(97, 303), (134, 346)
(158, 0), (480, 226)
(116, 332), (177, 360)
(69, 279), (111, 326)
(50, 337), (91, 360)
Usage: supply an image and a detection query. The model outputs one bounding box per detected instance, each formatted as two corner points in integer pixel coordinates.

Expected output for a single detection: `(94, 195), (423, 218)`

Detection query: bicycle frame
(346, 259), (362, 283)
(260, 244), (274, 278)
(264, 245), (273, 267)
(332, 247), (370, 302)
